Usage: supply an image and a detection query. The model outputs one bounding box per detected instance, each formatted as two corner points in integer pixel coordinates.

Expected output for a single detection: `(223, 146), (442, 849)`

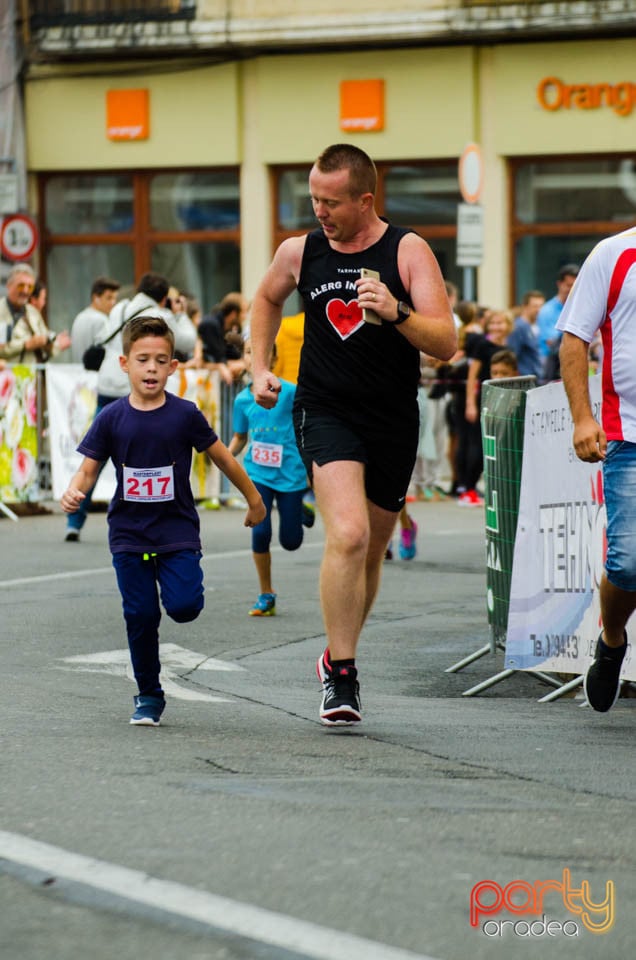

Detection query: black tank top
(295, 222), (420, 428)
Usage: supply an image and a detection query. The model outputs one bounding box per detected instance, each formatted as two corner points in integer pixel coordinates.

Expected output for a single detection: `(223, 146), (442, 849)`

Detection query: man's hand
(253, 370), (281, 409)
(572, 416), (607, 462)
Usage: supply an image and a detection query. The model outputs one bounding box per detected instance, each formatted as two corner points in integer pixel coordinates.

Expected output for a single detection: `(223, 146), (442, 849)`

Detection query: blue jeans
(112, 550), (204, 697)
(251, 483), (304, 554)
(66, 395), (116, 532)
(604, 440), (636, 591)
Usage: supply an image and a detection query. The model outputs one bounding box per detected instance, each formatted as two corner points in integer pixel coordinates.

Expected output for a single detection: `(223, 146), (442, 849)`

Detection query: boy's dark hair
(490, 349), (518, 370)
(122, 315), (175, 357)
(91, 276), (121, 298)
(136, 272), (170, 304)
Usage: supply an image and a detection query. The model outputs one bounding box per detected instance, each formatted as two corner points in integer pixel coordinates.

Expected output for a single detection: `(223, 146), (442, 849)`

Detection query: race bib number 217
(123, 465), (175, 502)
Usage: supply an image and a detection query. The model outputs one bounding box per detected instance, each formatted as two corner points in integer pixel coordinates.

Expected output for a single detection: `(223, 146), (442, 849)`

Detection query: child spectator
(489, 349), (519, 380)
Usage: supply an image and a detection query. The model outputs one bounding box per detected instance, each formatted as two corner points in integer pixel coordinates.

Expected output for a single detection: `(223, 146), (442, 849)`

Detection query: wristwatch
(391, 300), (411, 325)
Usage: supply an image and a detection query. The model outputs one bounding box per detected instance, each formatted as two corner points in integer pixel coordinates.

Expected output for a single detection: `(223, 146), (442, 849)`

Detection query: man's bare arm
(250, 236), (304, 408)
(560, 331), (606, 462)
(355, 233), (457, 359)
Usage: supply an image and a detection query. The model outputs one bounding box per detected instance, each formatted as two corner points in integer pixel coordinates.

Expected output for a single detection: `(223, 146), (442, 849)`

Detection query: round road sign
(1, 214), (39, 262)
(458, 143), (483, 205)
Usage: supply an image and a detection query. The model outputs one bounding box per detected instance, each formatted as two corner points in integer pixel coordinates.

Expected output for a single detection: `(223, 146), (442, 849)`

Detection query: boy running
(61, 315), (265, 726)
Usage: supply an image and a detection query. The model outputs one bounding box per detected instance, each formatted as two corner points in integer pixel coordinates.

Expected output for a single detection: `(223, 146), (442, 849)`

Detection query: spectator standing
(508, 290), (544, 380)
(249, 143), (456, 725)
(70, 276), (121, 363)
(489, 349), (519, 379)
(442, 300), (483, 499)
(29, 280), (47, 317)
(462, 308), (514, 505)
(197, 292), (248, 383)
(537, 264), (579, 381)
(0, 264), (70, 364)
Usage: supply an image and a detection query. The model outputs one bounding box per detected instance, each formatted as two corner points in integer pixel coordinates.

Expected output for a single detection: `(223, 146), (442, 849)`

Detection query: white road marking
(0, 531), (467, 591)
(0, 831), (438, 960)
(58, 642), (244, 703)
(0, 543), (325, 589)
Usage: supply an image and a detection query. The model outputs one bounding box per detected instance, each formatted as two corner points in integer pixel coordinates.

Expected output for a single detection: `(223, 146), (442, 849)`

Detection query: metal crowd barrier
(0, 363), (245, 515)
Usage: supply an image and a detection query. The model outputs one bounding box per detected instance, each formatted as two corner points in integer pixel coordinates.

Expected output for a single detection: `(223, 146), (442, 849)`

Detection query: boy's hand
(60, 488), (85, 513)
(244, 497), (266, 528)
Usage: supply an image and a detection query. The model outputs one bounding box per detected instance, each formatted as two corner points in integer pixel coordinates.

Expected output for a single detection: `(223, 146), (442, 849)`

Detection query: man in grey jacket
(65, 272), (197, 541)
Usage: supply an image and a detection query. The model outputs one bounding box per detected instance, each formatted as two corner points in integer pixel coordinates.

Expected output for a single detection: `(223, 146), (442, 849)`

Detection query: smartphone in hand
(360, 268), (381, 325)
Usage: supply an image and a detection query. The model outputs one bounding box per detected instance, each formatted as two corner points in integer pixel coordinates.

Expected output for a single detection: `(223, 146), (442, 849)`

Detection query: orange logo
(470, 869), (614, 936)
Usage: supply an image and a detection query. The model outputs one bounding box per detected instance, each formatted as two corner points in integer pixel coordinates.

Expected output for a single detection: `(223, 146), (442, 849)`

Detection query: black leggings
(454, 406), (483, 491)
(251, 482), (305, 554)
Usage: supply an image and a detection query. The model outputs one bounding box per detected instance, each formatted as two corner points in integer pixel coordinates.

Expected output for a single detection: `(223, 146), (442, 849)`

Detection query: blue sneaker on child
(130, 694), (165, 726)
(249, 592), (276, 616)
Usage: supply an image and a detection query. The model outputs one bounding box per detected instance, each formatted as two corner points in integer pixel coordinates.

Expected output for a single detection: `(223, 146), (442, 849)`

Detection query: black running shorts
(293, 405), (418, 513)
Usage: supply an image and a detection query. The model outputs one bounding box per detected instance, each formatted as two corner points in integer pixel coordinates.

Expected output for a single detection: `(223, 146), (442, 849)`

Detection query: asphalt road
(0, 498), (634, 960)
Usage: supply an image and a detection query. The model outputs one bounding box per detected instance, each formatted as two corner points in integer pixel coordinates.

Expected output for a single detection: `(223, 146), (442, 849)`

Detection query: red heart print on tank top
(325, 298), (365, 340)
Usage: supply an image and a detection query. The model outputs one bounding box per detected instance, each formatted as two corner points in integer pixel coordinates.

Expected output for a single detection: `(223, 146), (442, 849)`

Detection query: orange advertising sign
(340, 79), (385, 132)
(537, 77), (636, 116)
(106, 89), (150, 141)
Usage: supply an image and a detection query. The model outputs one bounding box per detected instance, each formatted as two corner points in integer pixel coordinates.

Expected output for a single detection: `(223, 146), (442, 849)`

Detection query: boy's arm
(228, 432), (248, 457)
(60, 457), (102, 513)
(206, 438), (266, 527)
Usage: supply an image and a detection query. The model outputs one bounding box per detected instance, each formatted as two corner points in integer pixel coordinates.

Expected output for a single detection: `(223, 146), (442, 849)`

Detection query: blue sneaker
(249, 592), (276, 616)
(130, 695), (165, 727)
(398, 517), (418, 560)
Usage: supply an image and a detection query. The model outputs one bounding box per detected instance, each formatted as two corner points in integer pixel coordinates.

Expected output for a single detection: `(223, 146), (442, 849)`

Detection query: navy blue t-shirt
(77, 393), (217, 554)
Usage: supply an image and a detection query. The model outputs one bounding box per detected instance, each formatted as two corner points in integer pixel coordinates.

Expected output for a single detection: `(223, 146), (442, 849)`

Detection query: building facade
(9, 1), (636, 327)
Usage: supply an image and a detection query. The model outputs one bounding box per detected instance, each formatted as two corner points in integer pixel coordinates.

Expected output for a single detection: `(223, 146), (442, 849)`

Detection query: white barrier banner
(0, 365), (39, 503)
(505, 377), (635, 681)
(46, 365), (221, 503)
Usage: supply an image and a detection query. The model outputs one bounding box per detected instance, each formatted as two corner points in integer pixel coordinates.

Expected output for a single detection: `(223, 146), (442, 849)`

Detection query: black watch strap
(392, 301), (411, 325)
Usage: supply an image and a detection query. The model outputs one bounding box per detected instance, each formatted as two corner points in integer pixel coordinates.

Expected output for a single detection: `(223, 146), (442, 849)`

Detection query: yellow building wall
(28, 38), (635, 304)
(490, 38), (636, 156)
(252, 47), (476, 162)
(25, 62), (241, 170)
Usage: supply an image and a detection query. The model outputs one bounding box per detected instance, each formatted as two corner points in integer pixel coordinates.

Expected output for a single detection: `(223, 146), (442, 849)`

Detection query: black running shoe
(320, 665), (362, 725)
(584, 633), (627, 713)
